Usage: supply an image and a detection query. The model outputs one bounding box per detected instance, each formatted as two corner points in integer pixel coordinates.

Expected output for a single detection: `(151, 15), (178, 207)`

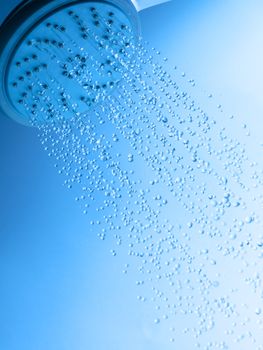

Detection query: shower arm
(132, 0), (171, 11)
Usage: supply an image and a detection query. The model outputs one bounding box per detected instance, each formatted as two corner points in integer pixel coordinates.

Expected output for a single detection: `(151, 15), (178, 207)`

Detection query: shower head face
(0, 0), (139, 126)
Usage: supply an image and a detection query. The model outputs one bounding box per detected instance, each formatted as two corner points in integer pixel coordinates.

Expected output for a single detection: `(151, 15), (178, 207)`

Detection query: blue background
(1, 0), (263, 349)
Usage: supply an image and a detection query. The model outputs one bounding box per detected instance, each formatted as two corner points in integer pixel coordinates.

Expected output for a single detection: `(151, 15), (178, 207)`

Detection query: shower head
(0, 0), (140, 127)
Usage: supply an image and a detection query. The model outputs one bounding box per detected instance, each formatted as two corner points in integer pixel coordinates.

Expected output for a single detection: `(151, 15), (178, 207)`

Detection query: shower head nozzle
(0, 0), (140, 126)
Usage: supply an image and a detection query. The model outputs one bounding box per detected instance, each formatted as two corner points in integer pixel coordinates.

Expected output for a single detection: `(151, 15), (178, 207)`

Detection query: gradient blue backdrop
(1, 0), (263, 349)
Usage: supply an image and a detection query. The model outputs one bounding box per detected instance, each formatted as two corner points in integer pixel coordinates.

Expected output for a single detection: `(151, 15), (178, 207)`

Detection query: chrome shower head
(0, 0), (140, 126)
